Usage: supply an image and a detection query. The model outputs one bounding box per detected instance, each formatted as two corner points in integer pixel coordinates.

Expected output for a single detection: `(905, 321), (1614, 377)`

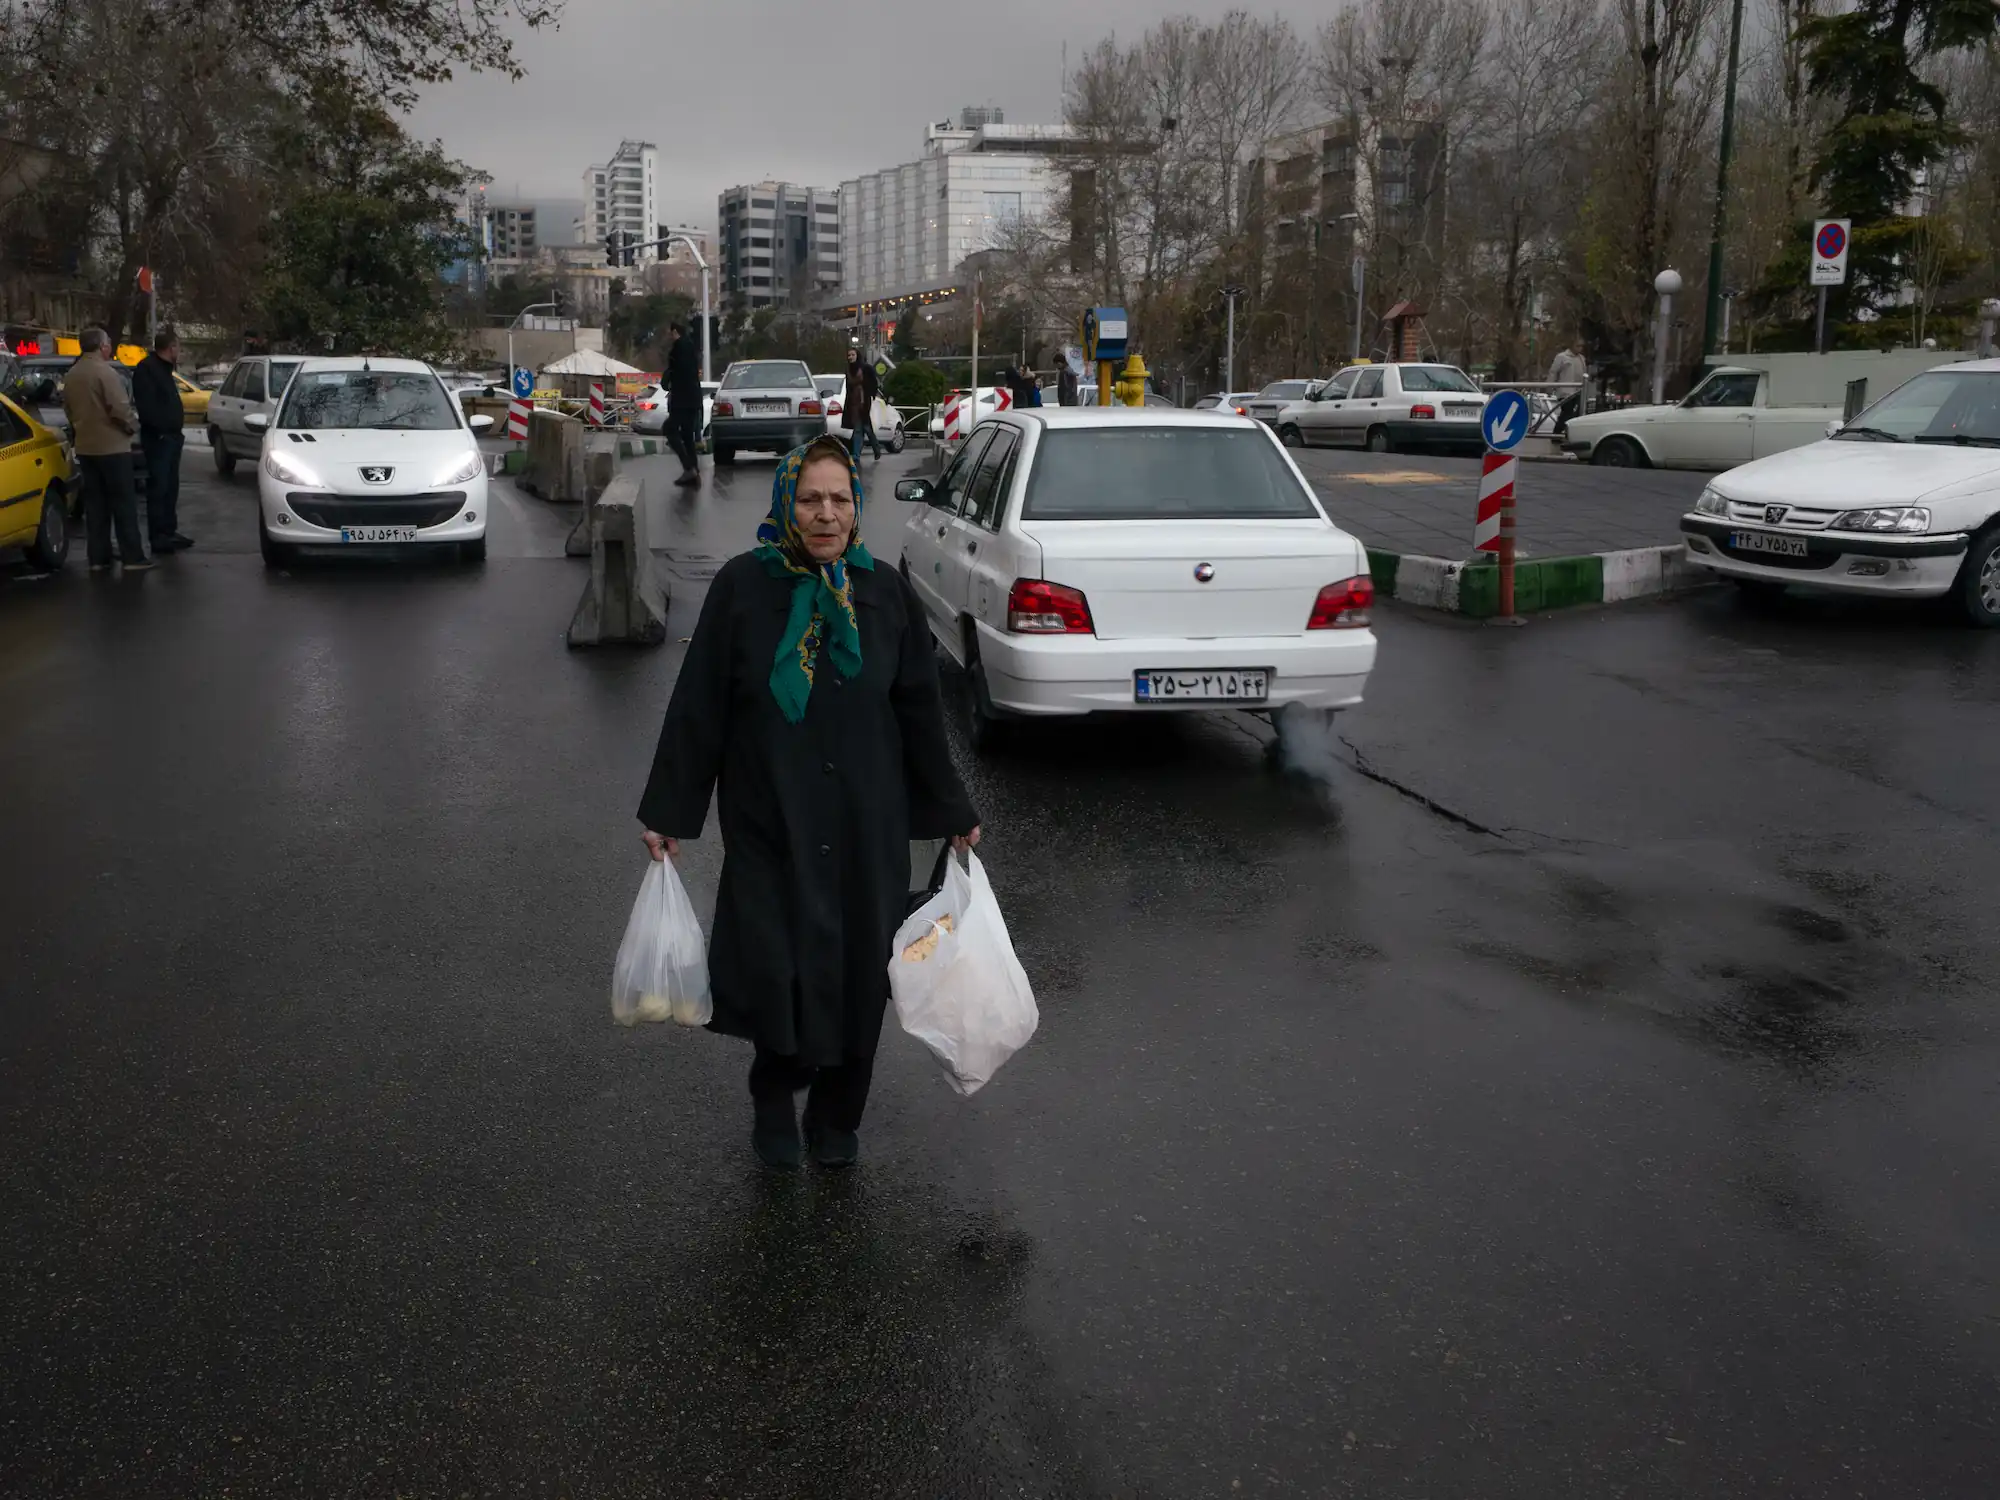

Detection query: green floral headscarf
(754, 437), (874, 723)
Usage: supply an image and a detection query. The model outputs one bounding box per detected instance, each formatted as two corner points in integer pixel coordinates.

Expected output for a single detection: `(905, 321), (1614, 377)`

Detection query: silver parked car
(708, 360), (824, 465)
(207, 355), (304, 476)
(1276, 363), (1489, 454)
(1244, 379), (1318, 425)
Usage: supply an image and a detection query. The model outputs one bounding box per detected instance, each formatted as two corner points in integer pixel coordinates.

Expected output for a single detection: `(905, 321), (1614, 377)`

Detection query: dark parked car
(11, 354), (148, 507)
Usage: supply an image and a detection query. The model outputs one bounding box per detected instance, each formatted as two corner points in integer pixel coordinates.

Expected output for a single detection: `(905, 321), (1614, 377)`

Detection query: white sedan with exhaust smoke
(894, 407), (1377, 749)
(1679, 359), (2000, 624)
(255, 357), (493, 567)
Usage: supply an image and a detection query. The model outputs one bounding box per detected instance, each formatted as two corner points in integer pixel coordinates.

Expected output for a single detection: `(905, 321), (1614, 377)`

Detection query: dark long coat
(638, 553), (978, 1066)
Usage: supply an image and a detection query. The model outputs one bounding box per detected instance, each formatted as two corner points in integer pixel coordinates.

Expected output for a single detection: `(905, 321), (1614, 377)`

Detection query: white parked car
(631, 381), (717, 437)
(1566, 365), (1839, 470)
(812, 374), (907, 453)
(1679, 360), (2000, 624)
(1275, 363), (1488, 453)
(254, 357), (493, 567)
(208, 354), (305, 475)
(893, 407), (1377, 748)
(1244, 379), (1318, 425)
(1194, 391), (1260, 415)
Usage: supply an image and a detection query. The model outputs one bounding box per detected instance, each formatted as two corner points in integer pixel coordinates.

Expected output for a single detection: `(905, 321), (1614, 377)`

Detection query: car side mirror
(245, 412), (270, 432)
(469, 414), (496, 433)
(894, 478), (933, 504)
(1824, 419), (1843, 439)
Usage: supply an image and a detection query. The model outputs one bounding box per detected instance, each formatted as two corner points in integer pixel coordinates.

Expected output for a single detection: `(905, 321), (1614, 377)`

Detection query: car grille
(287, 491), (467, 529)
(1724, 501), (1840, 530)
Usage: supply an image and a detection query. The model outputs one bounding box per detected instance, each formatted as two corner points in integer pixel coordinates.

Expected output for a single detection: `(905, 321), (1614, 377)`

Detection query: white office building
(837, 112), (1076, 313)
(581, 140), (660, 263)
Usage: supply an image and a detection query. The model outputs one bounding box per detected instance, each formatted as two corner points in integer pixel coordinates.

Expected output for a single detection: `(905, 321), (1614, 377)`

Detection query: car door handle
(965, 540), (977, 554)
(936, 525), (947, 538)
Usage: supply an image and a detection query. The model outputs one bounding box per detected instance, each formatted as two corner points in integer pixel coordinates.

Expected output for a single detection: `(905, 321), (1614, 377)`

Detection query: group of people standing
(61, 325), (193, 571)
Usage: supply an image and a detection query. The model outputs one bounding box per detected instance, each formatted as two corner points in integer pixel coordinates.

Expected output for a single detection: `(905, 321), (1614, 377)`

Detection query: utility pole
(1222, 284), (1243, 392)
(1701, 0), (1747, 358)
(1652, 269), (1682, 405)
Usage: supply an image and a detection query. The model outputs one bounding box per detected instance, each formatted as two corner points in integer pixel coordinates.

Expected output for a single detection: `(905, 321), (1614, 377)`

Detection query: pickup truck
(1565, 351), (1973, 470)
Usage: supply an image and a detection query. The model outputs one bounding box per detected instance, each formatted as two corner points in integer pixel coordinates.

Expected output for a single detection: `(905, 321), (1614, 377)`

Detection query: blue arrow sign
(1481, 389), (1530, 453)
(512, 365), (534, 399)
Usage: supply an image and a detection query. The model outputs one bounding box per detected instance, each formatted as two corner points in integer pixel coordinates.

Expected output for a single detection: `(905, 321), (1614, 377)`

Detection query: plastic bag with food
(610, 857), (712, 1028)
(888, 850), (1037, 1096)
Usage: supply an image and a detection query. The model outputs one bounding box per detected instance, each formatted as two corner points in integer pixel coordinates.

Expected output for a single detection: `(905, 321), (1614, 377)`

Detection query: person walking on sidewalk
(842, 346), (880, 461)
(636, 434), (980, 1169)
(132, 327), (193, 552)
(63, 328), (151, 573)
(1548, 339), (1588, 436)
(664, 319), (703, 487)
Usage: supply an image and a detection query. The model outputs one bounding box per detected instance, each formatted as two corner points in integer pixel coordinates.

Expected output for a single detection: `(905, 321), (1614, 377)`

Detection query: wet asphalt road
(3, 444), (1999, 1496)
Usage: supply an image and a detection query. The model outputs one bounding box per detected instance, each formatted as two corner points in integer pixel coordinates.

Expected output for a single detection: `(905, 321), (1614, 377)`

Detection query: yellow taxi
(175, 371), (210, 423)
(0, 390), (74, 570)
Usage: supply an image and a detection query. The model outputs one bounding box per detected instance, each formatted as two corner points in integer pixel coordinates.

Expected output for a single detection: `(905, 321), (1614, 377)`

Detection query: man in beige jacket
(63, 327), (151, 571)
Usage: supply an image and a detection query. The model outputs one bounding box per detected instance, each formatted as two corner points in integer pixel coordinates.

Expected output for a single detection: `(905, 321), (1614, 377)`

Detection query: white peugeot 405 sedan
(254, 357), (494, 568)
(894, 407), (1377, 748)
(1679, 359), (2000, 625)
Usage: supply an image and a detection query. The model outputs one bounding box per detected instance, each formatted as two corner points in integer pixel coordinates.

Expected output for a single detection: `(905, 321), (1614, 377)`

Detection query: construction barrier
(588, 382), (606, 427)
(506, 397), (530, 440)
(1473, 451), (1516, 555)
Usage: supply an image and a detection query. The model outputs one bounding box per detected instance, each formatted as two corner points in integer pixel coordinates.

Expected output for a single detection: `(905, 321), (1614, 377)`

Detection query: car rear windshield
(722, 362), (812, 391)
(279, 371), (458, 430)
(1842, 370), (2000, 445)
(1261, 381), (1311, 399)
(1021, 427), (1321, 520)
(1398, 366), (1481, 393)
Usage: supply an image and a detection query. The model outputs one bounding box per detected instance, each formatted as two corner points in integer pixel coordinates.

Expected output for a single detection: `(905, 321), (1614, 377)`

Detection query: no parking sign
(1811, 219), (1851, 287)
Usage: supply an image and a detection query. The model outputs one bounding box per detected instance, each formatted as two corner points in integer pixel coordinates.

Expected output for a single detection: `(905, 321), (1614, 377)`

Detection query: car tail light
(1007, 579), (1095, 634)
(713, 399), (734, 418)
(1308, 576), (1374, 629)
(801, 398), (823, 415)
(1408, 403), (1436, 420)
(635, 400), (658, 411)
(1232, 404), (1247, 415)
(827, 399), (842, 416)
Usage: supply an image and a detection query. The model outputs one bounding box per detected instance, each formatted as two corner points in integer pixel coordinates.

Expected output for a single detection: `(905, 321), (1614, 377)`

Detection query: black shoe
(752, 1094), (802, 1168)
(122, 557), (156, 572)
(804, 1121), (859, 1169)
(152, 536), (181, 553)
(673, 470), (699, 488)
(169, 533), (194, 550)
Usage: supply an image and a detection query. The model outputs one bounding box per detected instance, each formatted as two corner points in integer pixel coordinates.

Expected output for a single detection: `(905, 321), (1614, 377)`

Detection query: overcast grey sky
(406, 0), (1324, 238)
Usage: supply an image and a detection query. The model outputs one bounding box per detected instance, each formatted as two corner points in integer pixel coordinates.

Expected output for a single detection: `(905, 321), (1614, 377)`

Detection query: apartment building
(581, 141), (661, 264)
(717, 182), (840, 309)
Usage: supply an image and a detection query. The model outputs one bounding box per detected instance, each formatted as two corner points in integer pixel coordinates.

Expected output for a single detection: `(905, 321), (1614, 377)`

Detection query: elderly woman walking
(638, 435), (980, 1168)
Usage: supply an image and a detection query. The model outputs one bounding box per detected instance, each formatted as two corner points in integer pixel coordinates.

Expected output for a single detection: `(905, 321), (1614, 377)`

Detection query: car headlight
(263, 448), (323, 487)
(1695, 485), (1729, 515)
(1831, 506), (1930, 533)
(433, 451), (484, 486)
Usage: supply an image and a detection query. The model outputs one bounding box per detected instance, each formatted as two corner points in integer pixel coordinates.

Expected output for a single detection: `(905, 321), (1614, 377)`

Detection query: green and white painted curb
(1367, 544), (1708, 618)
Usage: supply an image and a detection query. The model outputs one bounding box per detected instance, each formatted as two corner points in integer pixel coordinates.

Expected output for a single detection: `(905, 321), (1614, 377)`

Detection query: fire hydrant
(1116, 353), (1149, 407)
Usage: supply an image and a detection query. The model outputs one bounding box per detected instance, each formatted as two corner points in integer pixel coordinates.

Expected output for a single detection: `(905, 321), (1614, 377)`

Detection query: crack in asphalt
(1335, 734), (1509, 839)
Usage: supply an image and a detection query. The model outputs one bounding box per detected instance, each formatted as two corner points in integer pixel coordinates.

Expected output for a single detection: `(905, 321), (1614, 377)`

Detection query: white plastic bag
(610, 857), (712, 1027)
(888, 850), (1037, 1095)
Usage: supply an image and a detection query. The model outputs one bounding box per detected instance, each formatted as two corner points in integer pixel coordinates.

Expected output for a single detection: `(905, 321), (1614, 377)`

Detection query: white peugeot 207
(254, 357), (494, 567)
(894, 406), (1377, 750)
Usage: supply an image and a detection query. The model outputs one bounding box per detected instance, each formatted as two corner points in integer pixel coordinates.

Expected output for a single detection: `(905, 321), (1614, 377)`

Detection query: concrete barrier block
(524, 408), (587, 502)
(567, 474), (669, 648)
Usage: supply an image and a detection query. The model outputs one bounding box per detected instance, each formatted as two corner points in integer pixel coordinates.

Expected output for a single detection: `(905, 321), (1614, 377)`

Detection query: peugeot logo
(1764, 504), (1787, 525)
(360, 466), (394, 485)
(1193, 562), (1215, 583)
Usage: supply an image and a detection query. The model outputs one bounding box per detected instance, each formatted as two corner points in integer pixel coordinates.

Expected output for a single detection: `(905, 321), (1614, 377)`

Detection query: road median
(1367, 543), (1710, 618)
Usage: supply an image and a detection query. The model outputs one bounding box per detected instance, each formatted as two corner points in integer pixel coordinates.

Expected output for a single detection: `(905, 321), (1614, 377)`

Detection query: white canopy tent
(539, 349), (644, 378)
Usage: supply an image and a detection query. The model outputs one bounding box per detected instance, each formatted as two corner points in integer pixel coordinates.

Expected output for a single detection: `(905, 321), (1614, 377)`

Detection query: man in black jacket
(664, 319), (702, 487)
(132, 328), (193, 551)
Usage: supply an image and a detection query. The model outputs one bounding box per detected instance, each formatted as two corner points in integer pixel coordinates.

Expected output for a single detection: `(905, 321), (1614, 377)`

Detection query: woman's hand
(642, 830), (680, 863)
(950, 825), (981, 854)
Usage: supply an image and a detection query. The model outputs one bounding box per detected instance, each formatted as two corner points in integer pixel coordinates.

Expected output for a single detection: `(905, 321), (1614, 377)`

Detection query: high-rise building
(488, 203), (538, 260)
(717, 182), (841, 309)
(581, 141), (661, 263)
(836, 116), (1078, 313)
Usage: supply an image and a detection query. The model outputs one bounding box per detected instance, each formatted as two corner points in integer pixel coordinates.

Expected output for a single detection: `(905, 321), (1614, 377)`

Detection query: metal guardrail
(1480, 380), (1585, 436)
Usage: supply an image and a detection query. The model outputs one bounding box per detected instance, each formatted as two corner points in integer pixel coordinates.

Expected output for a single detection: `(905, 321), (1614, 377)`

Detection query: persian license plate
(745, 399), (789, 414)
(339, 526), (420, 543)
(1730, 530), (1808, 557)
(1135, 669), (1269, 703)
(1445, 402), (1482, 416)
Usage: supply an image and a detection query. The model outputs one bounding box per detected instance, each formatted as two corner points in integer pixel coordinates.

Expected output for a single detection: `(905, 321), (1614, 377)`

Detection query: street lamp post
(507, 301), (559, 393)
(1222, 283), (1244, 393)
(1652, 269), (1683, 405)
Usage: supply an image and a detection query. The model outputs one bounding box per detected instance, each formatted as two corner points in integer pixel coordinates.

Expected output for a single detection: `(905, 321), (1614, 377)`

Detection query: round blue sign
(1481, 389), (1531, 452)
(512, 366), (534, 399)
(1816, 222), (1846, 260)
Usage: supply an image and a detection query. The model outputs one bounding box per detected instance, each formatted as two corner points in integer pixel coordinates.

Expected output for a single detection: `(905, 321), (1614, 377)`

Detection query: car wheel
(1951, 523), (2000, 628)
(888, 426), (906, 454)
(962, 629), (1010, 754)
(1591, 436), (1646, 467)
(713, 445), (735, 466)
(27, 484), (69, 570)
(1365, 426), (1391, 453)
(1280, 423), (1304, 447)
(212, 431), (236, 476)
(461, 535), (487, 565)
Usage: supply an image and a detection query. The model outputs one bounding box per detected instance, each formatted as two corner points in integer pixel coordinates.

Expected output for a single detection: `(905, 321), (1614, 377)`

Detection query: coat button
(822, 761), (834, 774)
(818, 844), (831, 857)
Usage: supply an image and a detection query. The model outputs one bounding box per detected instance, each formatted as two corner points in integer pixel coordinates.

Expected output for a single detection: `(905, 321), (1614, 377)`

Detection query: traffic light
(623, 232), (636, 268)
(605, 232), (620, 267)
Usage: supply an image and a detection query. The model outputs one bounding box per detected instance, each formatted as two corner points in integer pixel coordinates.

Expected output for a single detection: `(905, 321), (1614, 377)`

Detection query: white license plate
(744, 399), (789, 414)
(1135, 669), (1269, 703)
(1445, 403), (1481, 416)
(1730, 530), (1808, 557)
(339, 526), (420, 543)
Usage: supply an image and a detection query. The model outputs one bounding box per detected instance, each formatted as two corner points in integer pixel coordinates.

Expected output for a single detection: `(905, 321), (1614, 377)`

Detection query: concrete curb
(1366, 543), (1706, 618)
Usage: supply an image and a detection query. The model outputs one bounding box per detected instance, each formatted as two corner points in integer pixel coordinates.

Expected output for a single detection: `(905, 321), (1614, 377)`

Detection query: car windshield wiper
(1914, 432), (2000, 447)
(1834, 425), (1902, 442)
